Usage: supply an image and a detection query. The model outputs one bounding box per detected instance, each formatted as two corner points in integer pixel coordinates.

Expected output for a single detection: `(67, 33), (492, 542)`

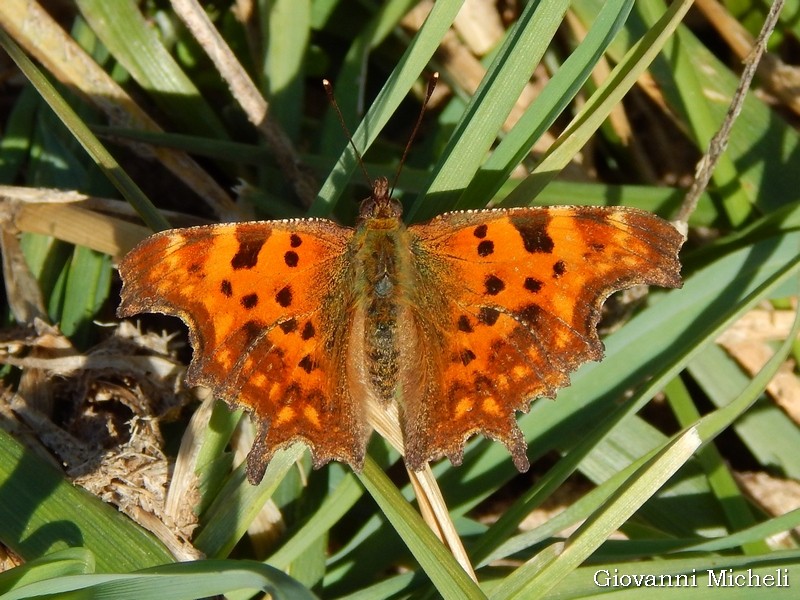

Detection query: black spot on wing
(231, 231), (267, 270)
(510, 214), (554, 254)
(284, 382), (301, 400)
(519, 304), (543, 326)
(460, 349), (476, 366)
(298, 354), (314, 373)
(279, 318), (297, 334)
(275, 285), (293, 307)
(524, 277), (543, 293)
(485, 275), (505, 295)
(478, 307), (500, 326)
(457, 315), (473, 333)
(241, 320), (264, 346)
(301, 321), (316, 340)
(284, 250), (299, 267)
(290, 234), (302, 247)
(553, 260), (567, 278)
(473, 374), (497, 395)
(221, 280), (233, 297)
(473, 224), (488, 238)
(241, 293), (259, 309)
(477, 240), (495, 256)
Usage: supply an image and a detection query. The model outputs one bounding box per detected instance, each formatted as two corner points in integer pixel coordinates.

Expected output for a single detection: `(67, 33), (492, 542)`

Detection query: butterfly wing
(118, 220), (363, 482)
(405, 206), (683, 470)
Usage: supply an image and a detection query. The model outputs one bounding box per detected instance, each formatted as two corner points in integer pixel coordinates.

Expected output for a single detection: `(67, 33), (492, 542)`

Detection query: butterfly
(118, 176), (683, 483)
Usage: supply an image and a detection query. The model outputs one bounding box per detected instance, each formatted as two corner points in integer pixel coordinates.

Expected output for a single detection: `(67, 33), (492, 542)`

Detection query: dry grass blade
(0, 186), (149, 258)
(717, 305), (800, 423)
(696, 0), (800, 116)
(170, 0), (317, 207)
(367, 399), (476, 580)
(452, 0), (504, 56)
(679, 0), (785, 223)
(0, 229), (47, 322)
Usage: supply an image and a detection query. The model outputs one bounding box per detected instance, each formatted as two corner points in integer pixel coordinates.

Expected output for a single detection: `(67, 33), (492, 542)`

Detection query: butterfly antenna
(390, 71), (439, 196)
(323, 79), (373, 188)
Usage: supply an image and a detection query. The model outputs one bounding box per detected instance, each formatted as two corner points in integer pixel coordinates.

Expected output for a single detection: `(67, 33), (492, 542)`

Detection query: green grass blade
(694, 294), (800, 445)
(264, 0), (310, 142)
(356, 458), (487, 600)
(59, 246), (111, 345)
(480, 459), (656, 565)
(574, 0), (800, 218)
(267, 472), (363, 570)
(0, 85), (38, 182)
(310, 0), (466, 216)
(0, 430), (173, 570)
(689, 342), (800, 480)
(502, 0), (694, 206)
(456, 0), (635, 210)
(0, 559), (317, 600)
(681, 508), (800, 553)
(634, 1), (757, 225)
(0, 28), (169, 232)
(75, 0), (228, 139)
(495, 428), (702, 599)
(663, 376), (768, 554)
(192, 444), (304, 558)
(409, 0), (572, 220)
(317, 0), (420, 157)
(0, 548), (95, 595)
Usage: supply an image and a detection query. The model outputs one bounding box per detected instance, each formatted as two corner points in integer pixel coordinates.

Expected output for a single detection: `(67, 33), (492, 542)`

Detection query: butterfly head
(357, 176), (403, 229)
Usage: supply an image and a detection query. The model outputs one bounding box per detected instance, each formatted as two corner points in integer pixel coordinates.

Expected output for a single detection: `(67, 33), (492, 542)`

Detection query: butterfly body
(353, 189), (408, 403)
(118, 179), (683, 483)
(348, 179), (448, 454)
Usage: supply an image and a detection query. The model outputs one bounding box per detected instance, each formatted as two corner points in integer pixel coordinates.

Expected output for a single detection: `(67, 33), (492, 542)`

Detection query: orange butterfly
(118, 176), (682, 483)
